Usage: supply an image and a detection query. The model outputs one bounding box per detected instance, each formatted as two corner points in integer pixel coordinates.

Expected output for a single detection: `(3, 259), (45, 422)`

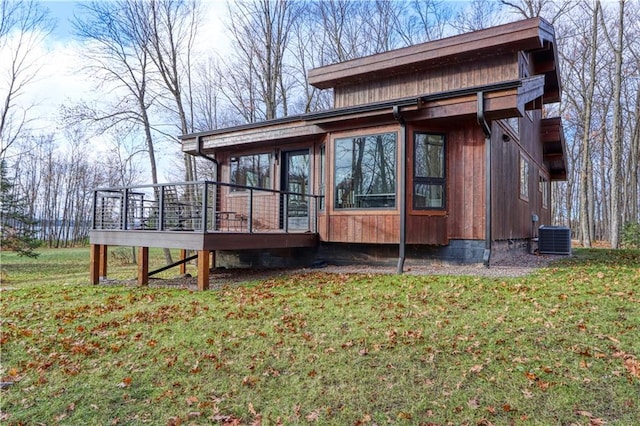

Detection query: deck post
(90, 244), (101, 284)
(99, 245), (108, 279)
(137, 246), (149, 286)
(197, 250), (209, 291)
(180, 249), (187, 274)
(210, 250), (216, 269)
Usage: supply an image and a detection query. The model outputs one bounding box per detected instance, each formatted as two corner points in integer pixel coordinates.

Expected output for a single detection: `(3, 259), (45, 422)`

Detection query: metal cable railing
(91, 181), (322, 234)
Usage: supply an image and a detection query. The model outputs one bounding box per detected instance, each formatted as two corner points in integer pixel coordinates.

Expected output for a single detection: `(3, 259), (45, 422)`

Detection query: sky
(2, 0), (229, 166)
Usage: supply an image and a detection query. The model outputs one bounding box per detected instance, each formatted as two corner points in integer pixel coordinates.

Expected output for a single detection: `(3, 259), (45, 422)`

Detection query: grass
(1, 248), (639, 425)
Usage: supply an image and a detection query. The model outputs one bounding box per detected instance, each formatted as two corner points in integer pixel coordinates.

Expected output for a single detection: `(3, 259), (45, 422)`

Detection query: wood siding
(334, 55), (518, 108)
(328, 215), (400, 243)
(406, 121), (486, 245)
(491, 114), (551, 241)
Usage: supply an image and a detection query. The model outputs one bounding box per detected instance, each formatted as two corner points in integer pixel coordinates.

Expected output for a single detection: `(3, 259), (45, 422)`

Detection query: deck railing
(92, 181), (322, 234)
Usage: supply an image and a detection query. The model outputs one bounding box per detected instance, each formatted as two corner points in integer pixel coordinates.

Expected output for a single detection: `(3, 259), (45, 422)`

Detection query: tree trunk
(579, 1), (599, 248)
(608, 0), (625, 248)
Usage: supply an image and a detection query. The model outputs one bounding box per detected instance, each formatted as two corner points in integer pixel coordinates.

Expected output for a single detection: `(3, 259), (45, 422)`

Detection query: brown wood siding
(406, 120), (486, 245)
(328, 214), (399, 243)
(334, 55), (518, 108)
(491, 114), (550, 241)
(446, 123), (486, 240)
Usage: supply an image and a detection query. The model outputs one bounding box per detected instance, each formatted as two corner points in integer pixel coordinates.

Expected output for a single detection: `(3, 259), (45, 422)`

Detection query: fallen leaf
(623, 358), (640, 379)
(305, 411), (319, 421)
(470, 364), (483, 373)
(468, 397), (480, 409)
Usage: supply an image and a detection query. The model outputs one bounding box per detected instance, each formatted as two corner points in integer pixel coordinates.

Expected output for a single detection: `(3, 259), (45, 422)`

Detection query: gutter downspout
(393, 106), (407, 274)
(477, 92), (492, 268)
(195, 135), (219, 180)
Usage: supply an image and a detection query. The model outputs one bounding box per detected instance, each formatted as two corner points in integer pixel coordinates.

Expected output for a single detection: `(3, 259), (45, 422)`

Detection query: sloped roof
(308, 17), (560, 103)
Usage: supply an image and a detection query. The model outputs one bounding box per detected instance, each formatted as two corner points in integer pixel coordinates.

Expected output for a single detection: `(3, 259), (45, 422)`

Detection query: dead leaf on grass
(468, 397), (480, 409)
(469, 364), (483, 373)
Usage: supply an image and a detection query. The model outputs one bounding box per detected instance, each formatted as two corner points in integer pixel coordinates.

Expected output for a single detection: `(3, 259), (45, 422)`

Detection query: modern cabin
(89, 17), (566, 289)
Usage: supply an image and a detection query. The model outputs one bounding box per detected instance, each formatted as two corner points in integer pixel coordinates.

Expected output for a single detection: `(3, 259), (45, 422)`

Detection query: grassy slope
(1, 248), (639, 425)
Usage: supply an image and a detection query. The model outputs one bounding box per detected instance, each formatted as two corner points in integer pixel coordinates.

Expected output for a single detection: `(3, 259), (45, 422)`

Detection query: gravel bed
(105, 252), (568, 291)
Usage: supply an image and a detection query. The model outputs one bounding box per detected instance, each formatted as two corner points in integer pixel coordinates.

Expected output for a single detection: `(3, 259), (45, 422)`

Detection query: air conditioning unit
(538, 226), (571, 255)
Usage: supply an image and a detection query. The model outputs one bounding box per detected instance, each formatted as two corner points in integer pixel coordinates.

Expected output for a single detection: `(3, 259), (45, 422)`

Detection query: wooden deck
(90, 229), (318, 251)
(89, 180), (320, 290)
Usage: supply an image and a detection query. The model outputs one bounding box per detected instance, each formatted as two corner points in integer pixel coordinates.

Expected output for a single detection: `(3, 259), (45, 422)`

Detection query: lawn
(1, 248), (639, 425)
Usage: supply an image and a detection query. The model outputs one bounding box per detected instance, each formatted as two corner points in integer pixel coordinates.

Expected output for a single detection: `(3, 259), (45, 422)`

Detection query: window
(319, 145), (326, 210)
(540, 175), (548, 209)
(334, 132), (396, 209)
(506, 117), (519, 135)
(230, 153), (270, 191)
(414, 133), (446, 209)
(520, 154), (529, 200)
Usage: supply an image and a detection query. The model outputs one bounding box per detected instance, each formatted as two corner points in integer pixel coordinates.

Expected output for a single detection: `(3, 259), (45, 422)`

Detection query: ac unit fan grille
(538, 226), (571, 255)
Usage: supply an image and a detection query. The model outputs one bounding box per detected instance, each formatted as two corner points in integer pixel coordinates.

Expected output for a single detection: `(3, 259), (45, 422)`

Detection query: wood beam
(137, 247), (149, 287)
(99, 245), (108, 279)
(180, 249), (187, 275)
(90, 244), (100, 285)
(197, 250), (210, 291)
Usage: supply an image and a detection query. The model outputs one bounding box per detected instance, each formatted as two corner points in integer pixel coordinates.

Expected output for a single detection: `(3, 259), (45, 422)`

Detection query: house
(89, 17), (566, 289)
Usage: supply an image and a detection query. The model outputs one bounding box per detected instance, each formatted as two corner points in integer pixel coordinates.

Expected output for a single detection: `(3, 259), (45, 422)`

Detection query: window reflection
(334, 133), (397, 209)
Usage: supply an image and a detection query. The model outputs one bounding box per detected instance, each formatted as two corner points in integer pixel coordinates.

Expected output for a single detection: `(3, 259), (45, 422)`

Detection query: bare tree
(499, 0), (576, 23)
(0, 0), (53, 158)
(598, 0), (625, 248)
(73, 0), (176, 263)
(222, 0), (299, 122)
(579, 2), (599, 247)
(72, 1), (161, 187)
(451, 0), (504, 33)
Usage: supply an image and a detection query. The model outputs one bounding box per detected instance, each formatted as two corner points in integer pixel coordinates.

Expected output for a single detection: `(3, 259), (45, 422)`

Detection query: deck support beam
(138, 246), (149, 286)
(180, 249), (187, 275)
(197, 250), (209, 291)
(90, 244), (101, 284)
(99, 245), (108, 279)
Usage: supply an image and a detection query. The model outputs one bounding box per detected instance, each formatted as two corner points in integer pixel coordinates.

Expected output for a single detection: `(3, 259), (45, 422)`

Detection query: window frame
(333, 131), (398, 210)
(519, 153), (530, 201)
(413, 132), (447, 211)
(319, 144), (326, 211)
(539, 174), (549, 209)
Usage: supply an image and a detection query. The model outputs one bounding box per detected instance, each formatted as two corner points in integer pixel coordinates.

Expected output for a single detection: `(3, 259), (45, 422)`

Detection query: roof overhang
(541, 117), (567, 181)
(182, 121), (325, 154)
(308, 17), (560, 104)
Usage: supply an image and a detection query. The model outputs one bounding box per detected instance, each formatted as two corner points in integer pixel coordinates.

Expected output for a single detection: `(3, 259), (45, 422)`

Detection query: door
(281, 149), (310, 230)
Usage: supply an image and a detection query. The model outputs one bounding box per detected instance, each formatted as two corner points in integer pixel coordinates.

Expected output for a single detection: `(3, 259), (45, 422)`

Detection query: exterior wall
(406, 120), (486, 245)
(334, 55), (519, 108)
(322, 124), (401, 244)
(491, 114), (551, 241)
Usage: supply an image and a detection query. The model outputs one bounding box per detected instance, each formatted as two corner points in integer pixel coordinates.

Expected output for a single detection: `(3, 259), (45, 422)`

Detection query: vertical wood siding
(491, 113), (550, 241)
(334, 55), (519, 108)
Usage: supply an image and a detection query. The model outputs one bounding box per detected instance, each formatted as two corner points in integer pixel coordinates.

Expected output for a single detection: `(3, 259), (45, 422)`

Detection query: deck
(89, 181), (321, 290)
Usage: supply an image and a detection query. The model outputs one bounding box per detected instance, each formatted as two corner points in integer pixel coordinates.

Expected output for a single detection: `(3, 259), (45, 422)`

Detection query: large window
(230, 153), (270, 191)
(334, 132), (396, 209)
(414, 133), (446, 209)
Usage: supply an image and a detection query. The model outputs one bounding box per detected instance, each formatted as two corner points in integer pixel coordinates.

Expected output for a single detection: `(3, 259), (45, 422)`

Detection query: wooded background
(1, 0), (638, 250)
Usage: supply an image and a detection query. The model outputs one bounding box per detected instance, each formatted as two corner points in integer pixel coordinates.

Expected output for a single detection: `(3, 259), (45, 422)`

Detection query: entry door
(281, 150), (310, 230)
